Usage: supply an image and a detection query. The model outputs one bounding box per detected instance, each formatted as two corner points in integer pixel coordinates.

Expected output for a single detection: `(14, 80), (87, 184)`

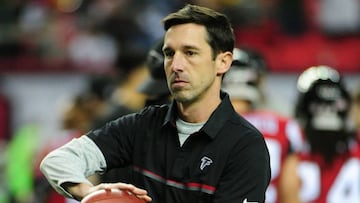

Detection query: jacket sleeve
(40, 136), (107, 198)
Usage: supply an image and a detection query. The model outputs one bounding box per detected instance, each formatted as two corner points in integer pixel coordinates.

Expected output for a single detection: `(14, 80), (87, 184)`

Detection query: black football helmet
(294, 65), (352, 163)
(222, 47), (267, 104)
(231, 47), (267, 75)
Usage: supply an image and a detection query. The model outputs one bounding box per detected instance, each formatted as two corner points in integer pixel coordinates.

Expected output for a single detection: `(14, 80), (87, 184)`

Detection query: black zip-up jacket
(88, 92), (271, 203)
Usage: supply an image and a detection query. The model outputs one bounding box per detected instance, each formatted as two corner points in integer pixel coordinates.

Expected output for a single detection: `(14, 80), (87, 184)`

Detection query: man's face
(162, 23), (218, 103)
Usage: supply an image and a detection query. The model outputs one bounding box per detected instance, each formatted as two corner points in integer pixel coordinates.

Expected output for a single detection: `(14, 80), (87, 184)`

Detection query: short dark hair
(162, 4), (235, 59)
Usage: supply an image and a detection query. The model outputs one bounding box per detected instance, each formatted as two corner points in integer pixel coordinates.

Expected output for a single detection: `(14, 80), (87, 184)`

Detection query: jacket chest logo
(200, 156), (213, 170)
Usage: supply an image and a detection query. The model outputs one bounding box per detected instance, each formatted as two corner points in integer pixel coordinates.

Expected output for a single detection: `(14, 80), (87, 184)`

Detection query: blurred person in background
(137, 37), (171, 106)
(5, 124), (40, 203)
(222, 47), (304, 203)
(282, 66), (360, 203)
(67, 20), (118, 73)
(90, 47), (148, 130)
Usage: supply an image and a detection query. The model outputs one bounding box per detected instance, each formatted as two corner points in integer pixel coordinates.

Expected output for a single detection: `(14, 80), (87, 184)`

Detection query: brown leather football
(81, 189), (145, 203)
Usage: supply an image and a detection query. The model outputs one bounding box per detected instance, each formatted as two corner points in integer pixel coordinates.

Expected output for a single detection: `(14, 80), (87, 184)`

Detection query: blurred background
(0, 0), (359, 202)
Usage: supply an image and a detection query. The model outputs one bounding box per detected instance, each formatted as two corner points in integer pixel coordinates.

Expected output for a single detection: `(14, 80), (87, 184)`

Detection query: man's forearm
(40, 136), (107, 197)
(62, 182), (92, 201)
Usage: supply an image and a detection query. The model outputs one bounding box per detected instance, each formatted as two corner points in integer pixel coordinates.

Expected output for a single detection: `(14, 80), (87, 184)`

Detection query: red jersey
(297, 138), (360, 203)
(243, 110), (304, 203)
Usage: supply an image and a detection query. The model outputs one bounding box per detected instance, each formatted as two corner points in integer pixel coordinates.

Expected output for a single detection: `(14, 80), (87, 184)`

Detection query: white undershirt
(176, 118), (205, 146)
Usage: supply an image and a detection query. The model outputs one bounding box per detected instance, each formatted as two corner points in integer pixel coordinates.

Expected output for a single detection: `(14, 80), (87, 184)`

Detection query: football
(81, 189), (145, 203)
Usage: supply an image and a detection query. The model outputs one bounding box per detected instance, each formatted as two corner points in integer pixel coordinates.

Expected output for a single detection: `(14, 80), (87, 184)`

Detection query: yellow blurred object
(55, 0), (82, 13)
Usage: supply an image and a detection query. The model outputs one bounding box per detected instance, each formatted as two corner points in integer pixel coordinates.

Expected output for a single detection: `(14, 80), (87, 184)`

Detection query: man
(283, 65), (360, 203)
(41, 4), (270, 203)
(222, 47), (303, 203)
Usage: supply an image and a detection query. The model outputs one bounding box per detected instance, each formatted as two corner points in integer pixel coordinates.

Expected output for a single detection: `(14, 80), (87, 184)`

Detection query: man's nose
(170, 53), (185, 72)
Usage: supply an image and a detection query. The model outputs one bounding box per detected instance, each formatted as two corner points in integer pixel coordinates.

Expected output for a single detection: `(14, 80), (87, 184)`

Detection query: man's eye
(186, 51), (196, 56)
(164, 51), (174, 57)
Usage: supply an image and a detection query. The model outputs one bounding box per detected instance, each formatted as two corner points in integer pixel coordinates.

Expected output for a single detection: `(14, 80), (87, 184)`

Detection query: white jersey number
(264, 139), (281, 203)
(298, 158), (360, 203)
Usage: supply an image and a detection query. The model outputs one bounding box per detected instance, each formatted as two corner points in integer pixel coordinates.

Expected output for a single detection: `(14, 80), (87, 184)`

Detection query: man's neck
(177, 92), (221, 123)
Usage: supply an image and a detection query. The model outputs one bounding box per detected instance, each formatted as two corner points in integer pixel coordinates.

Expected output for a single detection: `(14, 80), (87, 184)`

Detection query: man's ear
(216, 51), (233, 75)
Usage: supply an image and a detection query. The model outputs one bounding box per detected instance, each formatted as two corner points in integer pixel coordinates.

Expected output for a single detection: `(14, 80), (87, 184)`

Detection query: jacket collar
(163, 91), (236, 139)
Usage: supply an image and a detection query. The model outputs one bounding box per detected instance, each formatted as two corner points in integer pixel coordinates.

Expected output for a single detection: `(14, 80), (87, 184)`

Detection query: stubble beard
(171, 88), (194, 103)
(171, 82), (211, 105)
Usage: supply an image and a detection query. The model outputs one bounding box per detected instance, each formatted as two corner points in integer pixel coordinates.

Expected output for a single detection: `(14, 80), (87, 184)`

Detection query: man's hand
(89, 183), (152, 202)
(64, 182), (152, 202)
